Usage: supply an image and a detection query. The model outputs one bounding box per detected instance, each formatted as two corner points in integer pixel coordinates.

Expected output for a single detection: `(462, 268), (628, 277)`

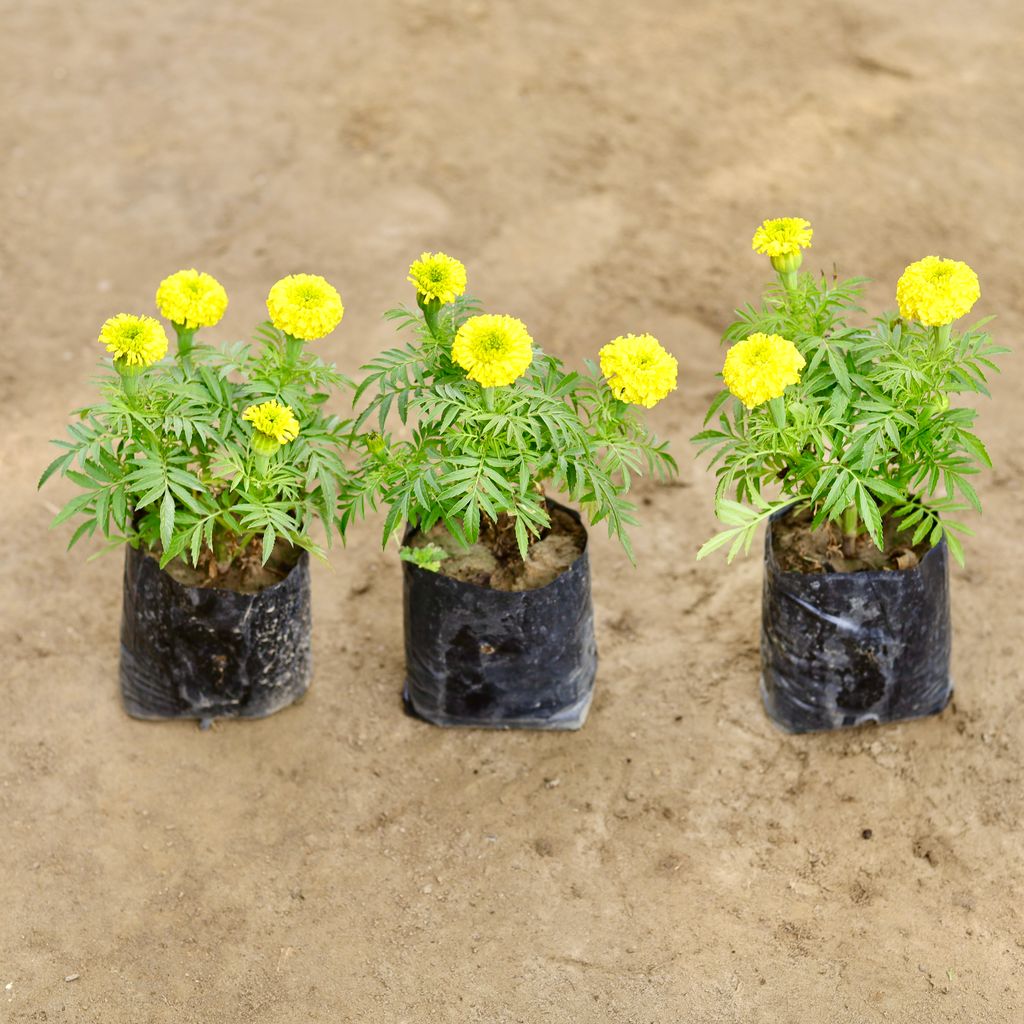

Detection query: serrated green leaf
(159, 490), (175, 552)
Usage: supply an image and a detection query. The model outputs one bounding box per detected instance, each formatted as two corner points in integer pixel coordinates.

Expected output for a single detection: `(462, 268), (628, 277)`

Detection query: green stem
(176, 325), (196, 368)
(416, 294), (443, 341)
(482, 387), (495, 412)
(778, 269), (798, 295)
(284, 334), (304, 370)
(115, 359), (146, 405)
(422, 303), (442, 340)
(212, 532), (230, 566)
(228, 531), (257, 565)
(842, 504), (859, 558)
(770, 252), (802, 311)
(120, 373), (140, 401)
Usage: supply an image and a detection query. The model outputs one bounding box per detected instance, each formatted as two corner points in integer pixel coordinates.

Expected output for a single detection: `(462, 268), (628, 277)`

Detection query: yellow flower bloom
(155, 269), (228, 328)
(408, 252), (467, 305)
(243, 400), (300, 445)
(751, 217), (813, 258)
(599, 333), (678, 408)
(723, 333), (806, 410)
(266, 274), (344, 340)
(452, 314), (534, 388)
(98, 313), (169, 367)
(896, 256), (980, 326)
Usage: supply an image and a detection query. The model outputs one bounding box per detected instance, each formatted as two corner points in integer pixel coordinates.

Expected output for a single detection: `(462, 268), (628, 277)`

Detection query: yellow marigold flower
(243, 400), (300, 445)
(723, 332), (806, 410)
(266, 273), (344, 341)
(599, 333), (678, 408)
(408, 251), (467, 305)
(751, 217), (813, 258)
(98, 313), (169, 367)
(452, 314), (534, 388)
(896, 256), (980, 326)
(155, 269), (228, 329)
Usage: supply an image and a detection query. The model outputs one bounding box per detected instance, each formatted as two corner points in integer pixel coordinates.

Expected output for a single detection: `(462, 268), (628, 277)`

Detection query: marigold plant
(41, 271), (353, 577)
(694, 221), (1008, 565)
(341, 254), (678, 559)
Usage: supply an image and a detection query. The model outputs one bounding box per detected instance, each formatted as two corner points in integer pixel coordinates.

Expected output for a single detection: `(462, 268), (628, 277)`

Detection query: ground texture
(3, 1), (1023, 1021)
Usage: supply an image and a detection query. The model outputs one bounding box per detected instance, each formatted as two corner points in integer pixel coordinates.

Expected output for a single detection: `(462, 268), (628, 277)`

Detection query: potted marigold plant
(342, 253), (678, 729)
(694, 219), (1007, 732)
(41, 270), (352, 723)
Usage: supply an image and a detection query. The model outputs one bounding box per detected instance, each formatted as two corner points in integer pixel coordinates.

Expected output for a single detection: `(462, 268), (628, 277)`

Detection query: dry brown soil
(3, 1), (1023, 1021)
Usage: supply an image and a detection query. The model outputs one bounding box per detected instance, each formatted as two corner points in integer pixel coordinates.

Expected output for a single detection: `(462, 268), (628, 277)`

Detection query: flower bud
(114, 357), (147, 398)
(114, 358), (146, 380)
(250, 432), (282, 457)
(770, 251), (803, 275)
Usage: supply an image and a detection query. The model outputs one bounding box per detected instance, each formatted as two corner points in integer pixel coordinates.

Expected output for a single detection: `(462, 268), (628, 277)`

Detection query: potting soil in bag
(119, 544), (312, 721)
(402, 502), (598, 729)
(761, 515), (952, 733)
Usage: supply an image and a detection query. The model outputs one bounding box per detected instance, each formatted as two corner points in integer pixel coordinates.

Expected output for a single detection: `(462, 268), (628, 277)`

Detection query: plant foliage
(695, 254), (1008, 566)
(42, 315), (354, 574)
(342, 284), (677, 561)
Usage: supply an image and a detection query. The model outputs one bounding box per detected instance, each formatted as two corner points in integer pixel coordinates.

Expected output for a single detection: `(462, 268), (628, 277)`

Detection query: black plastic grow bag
(761, 509), (952, 733)
(402, 501), (598, 729)
(119, 544), (312, 722)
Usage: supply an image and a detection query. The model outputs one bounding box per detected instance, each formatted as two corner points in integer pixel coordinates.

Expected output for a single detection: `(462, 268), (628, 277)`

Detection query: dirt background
(3, 1), (1023, 1021)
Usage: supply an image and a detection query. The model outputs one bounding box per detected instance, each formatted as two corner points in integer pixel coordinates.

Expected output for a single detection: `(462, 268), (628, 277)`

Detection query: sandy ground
(3, 0), (1023, 1020)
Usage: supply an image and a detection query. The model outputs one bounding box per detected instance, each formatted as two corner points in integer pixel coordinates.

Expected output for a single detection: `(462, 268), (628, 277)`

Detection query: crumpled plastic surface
(760, 510), (952, 734)
(119, 544), (312, 721)
(402, 501), (598, 730)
